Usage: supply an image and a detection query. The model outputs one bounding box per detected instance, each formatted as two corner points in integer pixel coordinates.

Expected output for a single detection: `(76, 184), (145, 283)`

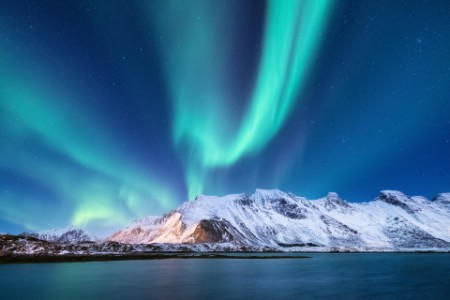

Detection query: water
(1, 253), (449, 299)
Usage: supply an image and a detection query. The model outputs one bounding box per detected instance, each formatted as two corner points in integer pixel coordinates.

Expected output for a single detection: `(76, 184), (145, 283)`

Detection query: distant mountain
(20, 225), (97, 243)
(108, 189), (450, 251)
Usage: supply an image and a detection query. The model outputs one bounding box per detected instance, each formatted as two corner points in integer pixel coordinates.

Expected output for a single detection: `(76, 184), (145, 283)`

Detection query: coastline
(1, 250), (448, 264)
(1, 234), (448, 264)
(0, 253), (311, 264)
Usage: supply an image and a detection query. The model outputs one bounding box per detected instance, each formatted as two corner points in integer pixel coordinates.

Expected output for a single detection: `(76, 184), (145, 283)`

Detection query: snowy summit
(108, 189), (450, 251)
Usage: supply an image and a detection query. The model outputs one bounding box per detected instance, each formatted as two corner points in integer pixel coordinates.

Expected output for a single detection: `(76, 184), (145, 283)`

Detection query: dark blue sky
(1, 0), (449, 235)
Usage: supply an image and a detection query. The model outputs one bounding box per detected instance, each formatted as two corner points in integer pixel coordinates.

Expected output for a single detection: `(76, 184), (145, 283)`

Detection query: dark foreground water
(1, 253), (449, 299)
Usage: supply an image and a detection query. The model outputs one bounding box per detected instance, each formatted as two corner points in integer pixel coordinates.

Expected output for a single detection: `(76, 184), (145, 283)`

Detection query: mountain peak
(377, 190), (417, 213)
(253, 189), (287, 199)
(432, 193), (450, 204)
(38, 225), (79, 235)
(379, 190), (408, 198)
(324, 192), (350, 211)
(108, 189), (450, 250)
(21, 225), (97, 243)
(327, 192), (340, 199)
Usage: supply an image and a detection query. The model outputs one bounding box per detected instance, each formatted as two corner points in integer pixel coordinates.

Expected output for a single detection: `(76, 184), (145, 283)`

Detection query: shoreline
(0, 253), (311, 264)
(1, 250), (449, 264)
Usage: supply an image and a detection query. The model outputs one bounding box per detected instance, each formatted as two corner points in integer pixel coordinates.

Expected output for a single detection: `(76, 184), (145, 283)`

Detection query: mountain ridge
(19, 225), (97, 243)
(108, 189), (450, 251)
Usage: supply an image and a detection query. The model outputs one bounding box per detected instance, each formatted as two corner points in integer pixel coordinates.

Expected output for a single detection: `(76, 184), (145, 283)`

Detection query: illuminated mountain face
(109, 190), (450, 250)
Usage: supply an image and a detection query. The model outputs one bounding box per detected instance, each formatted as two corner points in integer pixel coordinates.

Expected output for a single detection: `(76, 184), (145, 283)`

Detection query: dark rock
(383, 218), (450, 248)
(273, 198), (307, 219)
(379, 191), (415, 214)
(193, 219), (235, 243)
(324, 192), (350, 211)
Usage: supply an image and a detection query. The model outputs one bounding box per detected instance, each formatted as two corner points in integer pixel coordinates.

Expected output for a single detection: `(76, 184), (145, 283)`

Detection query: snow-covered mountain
(20, 225), (97, 243)
(108, 190), (450, 251)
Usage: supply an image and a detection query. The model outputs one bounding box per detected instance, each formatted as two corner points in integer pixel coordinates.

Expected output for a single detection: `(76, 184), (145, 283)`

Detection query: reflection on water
(1, 253), (449, 299)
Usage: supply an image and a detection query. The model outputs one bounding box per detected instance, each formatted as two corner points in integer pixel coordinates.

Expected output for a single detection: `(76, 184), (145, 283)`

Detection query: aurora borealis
(154, 0), (333, 199)
(1, 1), (449, 235)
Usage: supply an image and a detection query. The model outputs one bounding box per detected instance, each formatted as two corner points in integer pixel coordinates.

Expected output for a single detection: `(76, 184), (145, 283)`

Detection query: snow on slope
(108, 189), (450, 251)
(20, 225), (97, 243)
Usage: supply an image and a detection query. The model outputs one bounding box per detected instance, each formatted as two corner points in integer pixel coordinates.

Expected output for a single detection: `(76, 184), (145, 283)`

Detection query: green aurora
(1, 0), (449, 235)
(154, 0), (333, 199)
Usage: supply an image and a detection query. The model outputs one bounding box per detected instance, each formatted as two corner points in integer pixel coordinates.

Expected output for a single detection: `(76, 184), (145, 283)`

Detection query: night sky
(1, 0), (449, 235)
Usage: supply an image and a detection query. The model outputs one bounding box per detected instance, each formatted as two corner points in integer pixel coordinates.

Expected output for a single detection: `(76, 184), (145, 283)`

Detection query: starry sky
(1, 0), (449, 236)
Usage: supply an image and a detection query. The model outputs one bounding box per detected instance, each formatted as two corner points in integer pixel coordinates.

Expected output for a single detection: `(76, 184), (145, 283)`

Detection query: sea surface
(1, 253), (449, 299)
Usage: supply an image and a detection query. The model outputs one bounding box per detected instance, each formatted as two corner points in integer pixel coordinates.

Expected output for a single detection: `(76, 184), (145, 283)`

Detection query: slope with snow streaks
(108, 190), (450, 251)
(20, 225), (97, 243)
(108, 215), (166, 244)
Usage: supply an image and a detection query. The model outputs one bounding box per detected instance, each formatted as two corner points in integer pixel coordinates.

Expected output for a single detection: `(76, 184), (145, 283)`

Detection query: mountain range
(7, 189), (450, 253)
(19, 225), (97, 243)
(108, 189), (450, 251)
